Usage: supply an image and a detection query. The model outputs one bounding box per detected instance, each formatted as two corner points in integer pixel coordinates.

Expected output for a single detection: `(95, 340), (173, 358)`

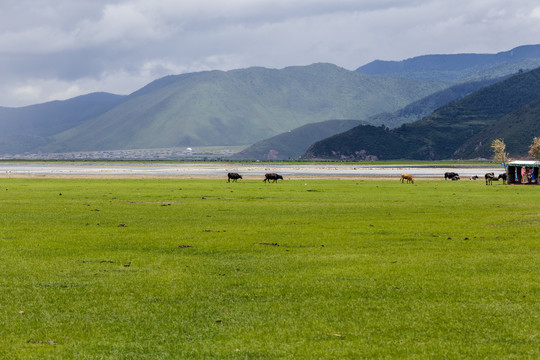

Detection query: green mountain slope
(356, 44), (540, 82)
(233, 77), (502, 161)
(41, 64), (445, 153)
(454, 97), (540, 158)
(304, 66), (540, 160)
(0, 93), (125, 154)
(363, 77), (504, 129)
(303, 124), (403, 161)
(232, 119), (364, 160)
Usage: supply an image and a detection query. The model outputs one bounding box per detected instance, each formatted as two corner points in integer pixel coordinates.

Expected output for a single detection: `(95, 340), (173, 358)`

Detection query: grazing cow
(264, 173), (283, 183)
(497, 173), (507, 184)
(485, 172), (495, 185)
(227, 172), (242, 182)
(470, 175), (478, 180)
(451, 175), (460, 181)
(400, 174), (414, 184)
(444, 172), (459, 180)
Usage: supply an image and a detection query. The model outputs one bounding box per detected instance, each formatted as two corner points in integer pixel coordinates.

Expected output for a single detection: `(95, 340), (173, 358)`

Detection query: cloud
(1, 0), (540, 107)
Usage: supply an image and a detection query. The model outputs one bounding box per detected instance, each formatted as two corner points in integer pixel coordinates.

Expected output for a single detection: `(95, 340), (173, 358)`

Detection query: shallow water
(0, 162), (504, 178)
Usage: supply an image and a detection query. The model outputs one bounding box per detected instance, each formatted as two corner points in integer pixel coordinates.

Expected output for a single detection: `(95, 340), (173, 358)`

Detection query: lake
(0, 162), (505, 178)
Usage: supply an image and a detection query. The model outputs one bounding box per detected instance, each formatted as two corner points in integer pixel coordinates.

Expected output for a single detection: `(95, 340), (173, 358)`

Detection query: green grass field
(1, 178), (539, 359)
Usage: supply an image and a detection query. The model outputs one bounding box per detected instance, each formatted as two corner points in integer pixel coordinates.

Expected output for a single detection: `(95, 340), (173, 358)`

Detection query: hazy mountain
(1, 44), (538, 157)
(232, 119), (364, 160)
(39, 64), (445, 153)
(0, 93), (125, 154)
(360, 77), (505, 129)
(232, 77), (502, 160)
(356, 44), (540, 82)
(303, 66), (540, 160)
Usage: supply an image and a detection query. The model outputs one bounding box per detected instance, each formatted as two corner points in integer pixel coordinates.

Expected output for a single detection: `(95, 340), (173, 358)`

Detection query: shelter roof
(508, 160), (540, 167)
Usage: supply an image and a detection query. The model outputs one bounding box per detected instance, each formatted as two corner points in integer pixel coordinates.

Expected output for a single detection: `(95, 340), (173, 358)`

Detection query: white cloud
(4, 80), (82, 107)
(79, 3), (171, 47)
(529, 6), (540, 19)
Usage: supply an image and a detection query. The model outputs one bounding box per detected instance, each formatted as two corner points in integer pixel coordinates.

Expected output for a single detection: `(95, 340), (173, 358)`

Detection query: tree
(491, 138), (509, 165)
(528, 136), (540, 160)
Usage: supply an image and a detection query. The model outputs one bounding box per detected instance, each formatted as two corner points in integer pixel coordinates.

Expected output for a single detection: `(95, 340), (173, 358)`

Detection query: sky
(1, 0), (540, 107)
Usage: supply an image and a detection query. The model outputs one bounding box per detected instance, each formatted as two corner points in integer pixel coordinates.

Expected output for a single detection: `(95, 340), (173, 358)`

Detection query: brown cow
(400, 174), (414, 184)
(264, 173), (283, 183)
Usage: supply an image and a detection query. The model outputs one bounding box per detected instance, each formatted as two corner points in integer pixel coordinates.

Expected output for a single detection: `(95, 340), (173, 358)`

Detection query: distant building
(507, 161), (540, 184)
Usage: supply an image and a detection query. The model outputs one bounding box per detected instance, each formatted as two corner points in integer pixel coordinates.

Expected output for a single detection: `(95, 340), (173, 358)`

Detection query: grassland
(1, 178), (539, 359)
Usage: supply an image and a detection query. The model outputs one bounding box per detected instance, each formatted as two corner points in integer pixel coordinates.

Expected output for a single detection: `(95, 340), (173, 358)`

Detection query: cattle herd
(227, 172), (284, 183)
(226, 171), (507, 185)
(445, 171), (507, 185)
(483, 172), (507, 185)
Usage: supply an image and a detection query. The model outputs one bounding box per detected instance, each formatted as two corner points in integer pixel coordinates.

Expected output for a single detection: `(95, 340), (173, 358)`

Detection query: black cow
(470, 175), (479, 180)
(264, 173), (283, 183)
(445, 172), (459, 180)
(451, 175), (460, 181)
(485, 172), (495, 185)
(227, 173), (242, 182)
(497, 173), (507, 184)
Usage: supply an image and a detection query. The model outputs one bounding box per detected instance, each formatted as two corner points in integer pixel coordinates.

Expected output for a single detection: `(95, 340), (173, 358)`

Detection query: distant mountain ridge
(232, 119), (364, 160)
(356, 44), (540, 82)
(1, 44), (539, 157)
(0, 92), (125, 137)
(39, 64), (445, 153)
(356, 76), (505, 129)
(235, 77), (503, 160)
(0, 93), (125, 154)
(304, 66), (540, 160)
(454, 97), (540, 158)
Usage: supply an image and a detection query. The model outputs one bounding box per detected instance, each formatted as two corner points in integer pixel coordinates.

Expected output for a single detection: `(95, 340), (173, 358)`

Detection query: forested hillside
(234, 77), (500, 160)
(232, 120), (364, 160)
(455, 97), (540, 158)
(357, 77), (504, 129)
(304, 66), (540, 160)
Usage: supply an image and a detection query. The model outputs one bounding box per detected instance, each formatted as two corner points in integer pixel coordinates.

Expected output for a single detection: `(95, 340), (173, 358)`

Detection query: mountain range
(1, 64), (446, 155)
(356, 44), (540, 82)
(304, 66), (540, 160)
(239, 76), (504, 160)
(0, 93), (124, 154)
(40, 64), (444, 153)
(1, 44), (540, 159)
(231, 119), (365, 160)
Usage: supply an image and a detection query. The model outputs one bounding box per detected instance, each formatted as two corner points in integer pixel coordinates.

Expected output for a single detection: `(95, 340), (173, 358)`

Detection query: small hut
(507, 161), (540, 185)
